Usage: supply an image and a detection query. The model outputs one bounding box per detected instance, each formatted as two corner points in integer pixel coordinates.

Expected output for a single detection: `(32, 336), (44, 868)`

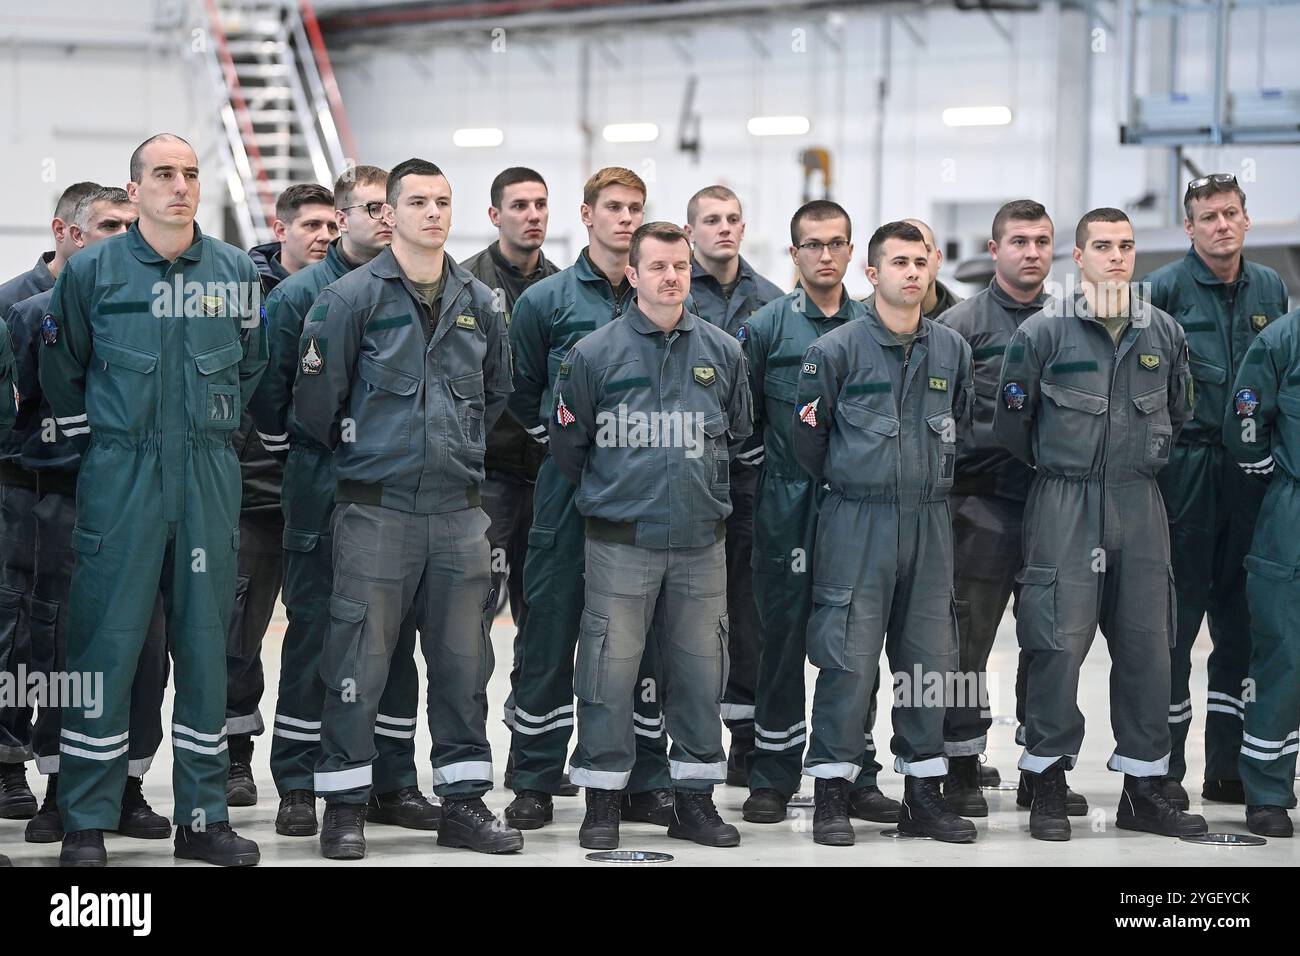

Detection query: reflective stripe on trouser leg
(749, 473), (817, 798)
(419, 507), (494, 800)
(572, 540), (668, 791)
(1239, 564), (1300, 807)
(32, 492), (168, 780)
(1200, 450), (1265, 781)
(655, 540), (728, 792)
(508, 464), (585, 794)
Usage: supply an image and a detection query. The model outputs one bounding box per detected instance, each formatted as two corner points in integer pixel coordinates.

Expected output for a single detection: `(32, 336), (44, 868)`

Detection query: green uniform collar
(626, 302), (697, 335)
(488, 239), (551, 282)
(794, 282), (856, 322)
(861, 297), (929, 348)
(1184, 245), (1250, 289)
(986, 275), (1048, 313)
(690, 255), (756, 287)
(577, 246), (632, 299)
(124, 219), (206, 264)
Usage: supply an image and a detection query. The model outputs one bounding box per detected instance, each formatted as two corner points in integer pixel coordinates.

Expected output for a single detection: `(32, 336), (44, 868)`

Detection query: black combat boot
(621, 787), (675, 826)
(368, 786), (440, 830)
(741, 788), (787, 824)
(505, 790), (554, 829)
(320, 801), (367, 859)
(118, 776), (171, 838)
(24, 773), (62, 843)
(225, 735), (257, 807)
(898, 775), (977, 843)
(1028, 763), (1071, 842)
(275, 789), (318, 836)
(812, 777), (855, 847)
(667, 789), (740, 847)
(1116, 775), (1208, 837)
(943, 756), (988, 817)
(437, 797), (524, 854)
(579, 787), (621, 850)
(174, 821), (260, 866)
(59, 829), (107, 867)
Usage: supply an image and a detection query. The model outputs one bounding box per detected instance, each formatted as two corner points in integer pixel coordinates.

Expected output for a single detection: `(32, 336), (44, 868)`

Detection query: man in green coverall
(504, 167), (672, 831)
(1144, 174), (1289, 808)
(1222, 306), (1300, 838)
(41, 133), (267, 867)
(739, 200), (898, 827)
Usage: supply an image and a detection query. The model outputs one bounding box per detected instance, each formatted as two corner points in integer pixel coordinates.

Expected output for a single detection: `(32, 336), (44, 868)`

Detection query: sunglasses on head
(1184, 173), (1237, 195)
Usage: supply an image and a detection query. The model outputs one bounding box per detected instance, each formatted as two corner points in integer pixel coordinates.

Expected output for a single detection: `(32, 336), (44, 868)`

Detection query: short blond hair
(583, 167), (646, 208)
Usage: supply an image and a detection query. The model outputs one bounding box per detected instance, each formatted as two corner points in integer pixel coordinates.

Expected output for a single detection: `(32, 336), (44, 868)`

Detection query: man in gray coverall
(548, 221), (752, 851)
(794, 221), (977, 846)
(993, 208), (1207, 841)
(292, 158), (523, 859)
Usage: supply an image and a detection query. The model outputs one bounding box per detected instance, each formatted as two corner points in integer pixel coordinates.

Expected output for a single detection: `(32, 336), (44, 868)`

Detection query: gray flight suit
(548, 304), (752, 791)
(292, 247), (511, 804)
(939, 278), (1049, 755)
(689, 257), (783, 739)
(994, 294), (1192, 776)
(794, 304), (972, 781)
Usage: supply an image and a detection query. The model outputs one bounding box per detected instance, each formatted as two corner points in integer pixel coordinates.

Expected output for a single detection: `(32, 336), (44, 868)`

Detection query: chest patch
(1251, 314), (1269, 332)
(928, 376), (948, 392)
(694, 366), (716, 387)
(200, 295), (225, 317)
(1139, 354), (1160, 370)
(456, 313), (478, 330)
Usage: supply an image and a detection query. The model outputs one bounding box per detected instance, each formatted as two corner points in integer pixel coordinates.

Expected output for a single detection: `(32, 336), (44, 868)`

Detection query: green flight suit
(1144, 248), (1289, 783)
(41, 222), (267, 832)
(248, 239), (419, 797)
(506, 249), (670, 795)
(1222, 308), (1300, 808)
(741, 287), (883, 798)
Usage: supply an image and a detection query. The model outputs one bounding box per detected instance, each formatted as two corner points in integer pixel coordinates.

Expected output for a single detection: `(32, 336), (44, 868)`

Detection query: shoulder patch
(802, 362), (817, 376)
(1003, 382), (1027, 410)
(1234, 387), (1259, 418)
(301, 336), (324, 375)
(40, 315), (58, 347)
(736, 324), (748, 343)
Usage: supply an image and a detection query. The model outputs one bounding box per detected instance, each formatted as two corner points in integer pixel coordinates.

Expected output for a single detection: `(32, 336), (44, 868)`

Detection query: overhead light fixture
(747, 115), (811, 136)
(453, 127), (504, 148)
(602, 123), (659, 143)
(942, 106), (1013, 127)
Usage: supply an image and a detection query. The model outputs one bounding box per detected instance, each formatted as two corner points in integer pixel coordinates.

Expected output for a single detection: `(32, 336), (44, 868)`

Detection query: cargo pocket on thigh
(806, 584), (853, 672)
(574, 608), (609, 705)
(1013, 565), (1059, 651)
(29, 598), (60, 672)
(716, 613), (731, 704)
(321, 594), (368, 698)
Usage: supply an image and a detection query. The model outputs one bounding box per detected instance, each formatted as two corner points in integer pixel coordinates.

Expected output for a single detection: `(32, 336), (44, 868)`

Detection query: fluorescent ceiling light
(747, 115), (811, 136)
(942, 106), (1013, 127)
(453, 127), (504, 148)
(602, 123), (659, 143)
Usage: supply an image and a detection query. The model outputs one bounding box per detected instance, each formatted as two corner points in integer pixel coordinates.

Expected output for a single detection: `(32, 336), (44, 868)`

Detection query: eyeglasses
(341, 201), (386, 220)
(796, 239), (851, 254)
(1185, 173), (1237, 194)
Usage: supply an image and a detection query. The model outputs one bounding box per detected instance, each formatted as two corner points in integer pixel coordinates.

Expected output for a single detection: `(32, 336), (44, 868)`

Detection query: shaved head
(130, 133), (194, 183)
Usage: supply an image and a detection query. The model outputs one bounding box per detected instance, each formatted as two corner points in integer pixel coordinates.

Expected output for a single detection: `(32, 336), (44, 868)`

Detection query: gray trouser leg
(316, 504), (494, 803)
(571, 539), (727, 792)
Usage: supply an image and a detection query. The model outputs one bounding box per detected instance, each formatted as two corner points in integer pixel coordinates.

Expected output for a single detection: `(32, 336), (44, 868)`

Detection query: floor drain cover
(1179, 832), (1267, 846)
(585, 850), (675, 863)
